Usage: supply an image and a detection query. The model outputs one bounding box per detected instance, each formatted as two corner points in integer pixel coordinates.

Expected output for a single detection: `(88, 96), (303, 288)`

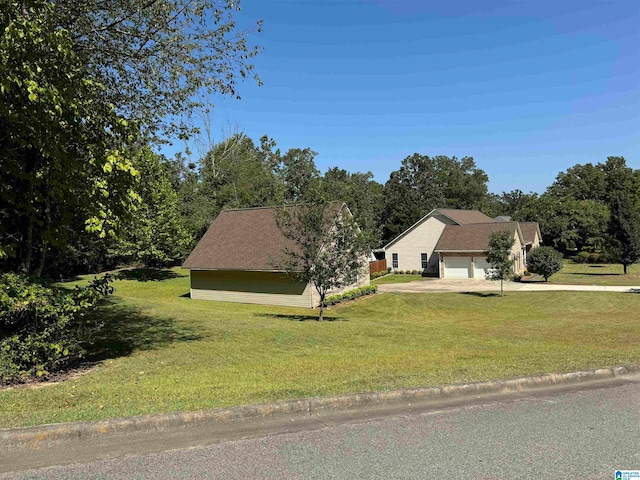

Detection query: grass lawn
(2, 268), (640, 428)
(545, 261), (640, 286)
(372, 274), (434, 284)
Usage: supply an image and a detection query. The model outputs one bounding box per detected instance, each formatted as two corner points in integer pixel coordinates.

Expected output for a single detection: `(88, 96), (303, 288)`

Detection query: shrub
(0, 273), (114, 384)
(571, 251), (602, 264)
(411, 270), (419, 275)
(527, 247), (563, 281)
(325, 285), (377, 306)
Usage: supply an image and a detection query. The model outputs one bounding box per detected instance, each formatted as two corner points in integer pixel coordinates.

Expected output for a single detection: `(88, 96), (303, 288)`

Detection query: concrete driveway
(377, 278), (640, 294)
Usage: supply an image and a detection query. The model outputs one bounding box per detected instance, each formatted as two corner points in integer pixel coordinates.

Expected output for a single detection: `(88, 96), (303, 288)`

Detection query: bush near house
(0, 273), (113, 384)
(527, 246), (563, 281)
(325, 285), (377, 306)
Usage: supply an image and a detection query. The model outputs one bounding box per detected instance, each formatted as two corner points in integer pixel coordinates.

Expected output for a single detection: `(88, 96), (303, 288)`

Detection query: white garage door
(473, 257), (491, 279)
(444, 257), (472, 278)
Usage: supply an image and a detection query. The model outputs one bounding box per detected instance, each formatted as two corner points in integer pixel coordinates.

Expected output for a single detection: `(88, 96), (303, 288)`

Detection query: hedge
(325, 285), (378, 306)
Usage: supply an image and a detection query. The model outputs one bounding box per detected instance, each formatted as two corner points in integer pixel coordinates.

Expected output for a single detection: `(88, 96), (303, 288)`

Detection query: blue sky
(166, 0), (639, 194)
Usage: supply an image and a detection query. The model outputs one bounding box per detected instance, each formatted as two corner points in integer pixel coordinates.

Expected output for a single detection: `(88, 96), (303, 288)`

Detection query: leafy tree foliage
(0, 273), (114, 383)
(51, 0), (262, 139)
(382, 154), (489, 242)
(516, 195), (609, 253)
(547, 163), (607, 202)
(603, 157), (640, 273)
(0, 1), (140, 275)
(526, 246), (563, 281)
(116, 148), (192, 267)
(320, 168), (384, 248)
(276, 203), (369, 321)
(485, 230), (515, 297)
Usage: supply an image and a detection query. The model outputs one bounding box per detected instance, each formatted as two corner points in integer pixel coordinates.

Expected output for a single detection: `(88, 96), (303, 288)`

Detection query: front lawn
(372, 274), (433, 284)
(2, 268), (640, 428)
(546, 261), (640, 286)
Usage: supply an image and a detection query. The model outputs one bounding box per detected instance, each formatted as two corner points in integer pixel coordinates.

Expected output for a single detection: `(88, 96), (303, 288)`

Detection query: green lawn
(2, 268), (640, 428)
(546, 261), (640, 286)
(372, 274), (433, 284)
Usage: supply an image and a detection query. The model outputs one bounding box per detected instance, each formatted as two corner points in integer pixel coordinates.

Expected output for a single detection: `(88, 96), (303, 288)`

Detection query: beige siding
(387, 214), (456, 273)
(309, 257), (371, 306)
(190, 270), (313, 308)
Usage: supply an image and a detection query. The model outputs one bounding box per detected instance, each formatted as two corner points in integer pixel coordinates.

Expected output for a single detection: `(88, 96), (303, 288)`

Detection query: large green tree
(1, 0), (261, 276)
(320, 168), (384, 248)
(0, 1), (139, 275)
(602, 157), (640, 273)
(51, 0), (262, 139)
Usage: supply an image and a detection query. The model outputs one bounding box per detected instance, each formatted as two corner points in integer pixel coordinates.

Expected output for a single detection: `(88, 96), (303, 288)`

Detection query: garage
(473, 257), (491, 279)
(443, 257), (472, 278)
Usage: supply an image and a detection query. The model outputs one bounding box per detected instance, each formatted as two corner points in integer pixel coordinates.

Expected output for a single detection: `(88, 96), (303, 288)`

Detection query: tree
(526, 247), (563, 281)
(485, 230), (515, 297)
(607, 193), (640, 274)
(602, 157), (640, 274)
(119, 148), (192, 267)
(320, 168), (384, 248)
(276, 203), (369, 321)
(51, 0), (262, 140)
(1, 1), (140, 275)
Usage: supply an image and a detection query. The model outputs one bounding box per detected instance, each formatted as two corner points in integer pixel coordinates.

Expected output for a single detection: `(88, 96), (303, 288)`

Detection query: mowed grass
(2, 268), (640, 428)
(547, 261), (640, 286)
(372, 274), (433, 284)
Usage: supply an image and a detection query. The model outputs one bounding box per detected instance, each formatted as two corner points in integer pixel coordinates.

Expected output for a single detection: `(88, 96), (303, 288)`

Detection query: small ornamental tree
(526, 246), (563, 281)
(276, 202), (369, 321)
(485, 230), (515, 297)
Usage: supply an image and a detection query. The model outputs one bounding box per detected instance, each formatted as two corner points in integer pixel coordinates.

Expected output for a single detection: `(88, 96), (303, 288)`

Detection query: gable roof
(182, 203), (344, 271)
(436, 209), (495, 225)
(384, 208), (496, 249)
(519, 222), (541, 245)
(434, 222), (523, 252)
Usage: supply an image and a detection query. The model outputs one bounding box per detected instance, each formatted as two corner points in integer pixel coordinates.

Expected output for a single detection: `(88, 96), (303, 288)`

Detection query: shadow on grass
(458, 291), (500, 298)
(87, 298), (202, 361)
(565, 272), (623, 277)
(258, 313), (348, 322)
(115, 268), (186, 282)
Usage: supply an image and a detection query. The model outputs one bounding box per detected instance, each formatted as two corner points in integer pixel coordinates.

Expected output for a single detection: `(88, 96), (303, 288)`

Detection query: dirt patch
(0, 363), (99, 391)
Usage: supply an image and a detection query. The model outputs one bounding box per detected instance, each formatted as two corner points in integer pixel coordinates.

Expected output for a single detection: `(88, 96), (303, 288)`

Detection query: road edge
(3, 363), (639, 448)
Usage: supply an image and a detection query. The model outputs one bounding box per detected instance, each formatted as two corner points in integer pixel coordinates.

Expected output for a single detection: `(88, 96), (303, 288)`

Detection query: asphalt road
(3, 378), (640, 479)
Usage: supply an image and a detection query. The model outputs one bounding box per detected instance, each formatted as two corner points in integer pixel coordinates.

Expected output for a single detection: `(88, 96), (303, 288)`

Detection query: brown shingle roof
(519, 222), (540, 245)
(436, 209), (495, 225)
(182, 204), (342, 271)
(435, 222), (520, 252)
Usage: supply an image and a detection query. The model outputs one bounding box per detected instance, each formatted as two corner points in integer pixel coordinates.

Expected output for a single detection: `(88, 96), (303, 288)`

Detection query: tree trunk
(624, 263), (628, 275)
(500, 279), (504, 297)
(318, 303), (324, 321)
(19, 218), (34, 275)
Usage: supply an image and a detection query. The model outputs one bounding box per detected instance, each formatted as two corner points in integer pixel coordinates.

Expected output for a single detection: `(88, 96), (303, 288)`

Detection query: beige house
(384, 208), (541, 279)
(434, 222), (527, 278)
(182, 204), (369, 308)
(384, 209), (496, 275)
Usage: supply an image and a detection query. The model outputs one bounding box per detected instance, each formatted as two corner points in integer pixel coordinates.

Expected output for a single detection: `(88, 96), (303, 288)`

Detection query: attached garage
(472, 257), (491, 279)
(443, 257), (472, 278)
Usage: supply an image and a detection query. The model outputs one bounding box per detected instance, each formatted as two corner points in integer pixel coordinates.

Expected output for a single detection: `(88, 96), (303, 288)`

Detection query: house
(383, 208), (541, 279)
(182, 204), (370, 308)
(434, 221), (526, 278)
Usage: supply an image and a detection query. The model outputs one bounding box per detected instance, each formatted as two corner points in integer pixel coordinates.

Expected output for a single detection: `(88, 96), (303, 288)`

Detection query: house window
(421, 253), (428, 269)
(392, 253), (398, 269)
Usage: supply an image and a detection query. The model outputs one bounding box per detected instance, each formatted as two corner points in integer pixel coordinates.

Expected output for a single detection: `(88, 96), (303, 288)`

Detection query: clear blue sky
(166, 0), (639, 194)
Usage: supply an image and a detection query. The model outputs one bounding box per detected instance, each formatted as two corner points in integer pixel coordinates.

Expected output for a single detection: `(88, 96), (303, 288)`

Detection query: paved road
(3, 377), (640, 479)
(378, 278), (640, 293)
